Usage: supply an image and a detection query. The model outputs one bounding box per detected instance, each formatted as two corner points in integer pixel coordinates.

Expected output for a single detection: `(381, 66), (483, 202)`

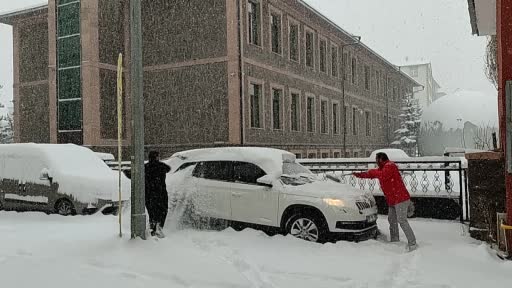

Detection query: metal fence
(298, 157), (469, 222)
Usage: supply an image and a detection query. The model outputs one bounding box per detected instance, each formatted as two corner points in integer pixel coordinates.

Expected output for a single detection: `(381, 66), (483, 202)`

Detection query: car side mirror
(257, 175), (273, 187)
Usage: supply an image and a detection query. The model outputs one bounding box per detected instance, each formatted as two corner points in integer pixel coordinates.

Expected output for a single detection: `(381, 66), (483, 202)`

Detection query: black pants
(147, 204), (168, 232)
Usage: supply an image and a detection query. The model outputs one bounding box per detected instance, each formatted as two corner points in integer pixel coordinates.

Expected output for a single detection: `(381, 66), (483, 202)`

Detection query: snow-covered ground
(0, 211), (510, 288)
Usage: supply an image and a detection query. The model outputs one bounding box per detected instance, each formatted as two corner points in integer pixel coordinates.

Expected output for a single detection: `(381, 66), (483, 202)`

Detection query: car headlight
(323, 198), (346, 207)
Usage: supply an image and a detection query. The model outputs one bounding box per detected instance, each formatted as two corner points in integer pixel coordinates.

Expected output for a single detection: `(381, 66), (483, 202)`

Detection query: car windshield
(281, 162), (316, 186)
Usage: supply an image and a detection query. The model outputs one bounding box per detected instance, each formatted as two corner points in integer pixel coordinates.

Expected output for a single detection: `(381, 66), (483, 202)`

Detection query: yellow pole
(117, 53), (123, 238)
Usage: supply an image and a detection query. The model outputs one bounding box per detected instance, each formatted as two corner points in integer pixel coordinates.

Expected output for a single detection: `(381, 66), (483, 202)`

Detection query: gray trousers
(388, 200), (417, 245)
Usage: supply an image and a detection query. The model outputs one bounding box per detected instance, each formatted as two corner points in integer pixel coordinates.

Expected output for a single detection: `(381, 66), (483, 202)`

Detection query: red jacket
(353, 160), (410, 206)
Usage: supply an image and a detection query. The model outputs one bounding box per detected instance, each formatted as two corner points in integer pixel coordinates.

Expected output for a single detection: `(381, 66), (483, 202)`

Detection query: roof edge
(297, 0), (422, 87)
(0, 4), (48, 25)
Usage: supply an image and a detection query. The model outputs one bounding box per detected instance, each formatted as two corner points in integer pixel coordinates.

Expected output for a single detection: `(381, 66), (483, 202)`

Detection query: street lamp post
(130, 0), (146, 240)
(341, 37), (361, 156)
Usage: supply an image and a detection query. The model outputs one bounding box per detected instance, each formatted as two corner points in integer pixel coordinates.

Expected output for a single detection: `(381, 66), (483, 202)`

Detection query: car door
(191, 161), (233, 221)
(230, 162), (279, 227)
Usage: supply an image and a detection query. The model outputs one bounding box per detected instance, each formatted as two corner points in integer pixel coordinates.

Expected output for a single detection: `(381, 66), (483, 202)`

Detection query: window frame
(320, 97), (329, 134)
(269, 5), (283, 55)
(270, 84), (285, 131)
(288, 17), (300, 63)
(306, 93), (316, 133)
(332, 100), (341, 135)
(364, 65), (371, 91)
(352, 106), (358, 136)
(247, 0), (262, 47)
(289, 88), (302, 132)
(248, 78), (265, 129)
(351, 56), (357, 85)
(331, 44), (339, 77)
(304, 26), (315, 69)
(365, 110), (372, 137)
(233, 161), (267, 186)
(318, 36), (328, 74)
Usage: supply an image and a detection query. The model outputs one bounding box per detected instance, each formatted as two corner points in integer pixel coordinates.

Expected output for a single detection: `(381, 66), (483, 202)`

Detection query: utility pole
(130, 0), (146, 240)
(341, 37), (361, 156)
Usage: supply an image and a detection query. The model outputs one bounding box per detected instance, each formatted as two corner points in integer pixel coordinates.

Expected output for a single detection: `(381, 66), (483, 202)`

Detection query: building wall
(239, 0), (414, 158)
(14, 15), (50, 143)
(141, 0), (231, 152)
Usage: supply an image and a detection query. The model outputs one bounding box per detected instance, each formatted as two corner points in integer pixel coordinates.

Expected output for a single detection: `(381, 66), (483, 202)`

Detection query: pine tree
(0, 101), (14, 144)
(392, 92), (422, 156)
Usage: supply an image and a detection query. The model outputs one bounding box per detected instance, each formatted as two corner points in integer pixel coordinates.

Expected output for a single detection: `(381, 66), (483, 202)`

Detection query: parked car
(369, 148), (410, 160)
(165, 147), (378, 243)
(0, 144), (130, 215)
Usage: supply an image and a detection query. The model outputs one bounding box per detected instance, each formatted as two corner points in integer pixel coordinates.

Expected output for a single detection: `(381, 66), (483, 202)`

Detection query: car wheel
(286, 214), (326, 243)
(55, 199), (75, 216)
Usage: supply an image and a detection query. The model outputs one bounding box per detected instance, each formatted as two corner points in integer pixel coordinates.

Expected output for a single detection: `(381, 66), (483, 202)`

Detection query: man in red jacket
(353, 152), (417, 251)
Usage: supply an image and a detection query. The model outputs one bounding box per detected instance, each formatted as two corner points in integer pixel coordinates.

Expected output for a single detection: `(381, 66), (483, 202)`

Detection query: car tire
(286, 213), (327, 243)
(55, 199), (75, 216)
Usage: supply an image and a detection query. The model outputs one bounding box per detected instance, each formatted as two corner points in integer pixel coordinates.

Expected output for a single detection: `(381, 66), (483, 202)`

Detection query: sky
(0, 0), (496, 106)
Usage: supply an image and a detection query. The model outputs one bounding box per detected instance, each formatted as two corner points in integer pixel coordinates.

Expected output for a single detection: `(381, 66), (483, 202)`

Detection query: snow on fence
(298, 157), (469, 222)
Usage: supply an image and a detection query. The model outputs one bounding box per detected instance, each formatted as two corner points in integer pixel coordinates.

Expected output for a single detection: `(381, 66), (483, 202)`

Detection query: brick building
(0, 0), (420, 158)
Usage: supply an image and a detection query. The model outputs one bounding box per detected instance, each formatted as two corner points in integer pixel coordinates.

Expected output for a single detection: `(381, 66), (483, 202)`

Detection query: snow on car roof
(169, 147), (296, 176)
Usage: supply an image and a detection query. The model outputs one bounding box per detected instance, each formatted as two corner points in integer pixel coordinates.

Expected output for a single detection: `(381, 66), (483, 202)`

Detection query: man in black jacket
(145, 151), (171, 238)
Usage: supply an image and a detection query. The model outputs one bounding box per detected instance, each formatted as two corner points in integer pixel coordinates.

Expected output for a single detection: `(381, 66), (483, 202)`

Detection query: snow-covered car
(0, 144), (130, 215)
(369, 148), (410, 160)
(165, 147), (378, 243)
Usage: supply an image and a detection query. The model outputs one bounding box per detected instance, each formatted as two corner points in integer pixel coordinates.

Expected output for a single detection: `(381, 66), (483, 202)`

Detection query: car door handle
(232, 192), (243, 198)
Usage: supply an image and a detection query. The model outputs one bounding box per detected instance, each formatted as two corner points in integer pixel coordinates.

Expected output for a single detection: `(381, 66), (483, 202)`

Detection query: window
(366, 151), (371, 157)
(333, 152), (341, 158)
(342, 53), (348, 80)
(320, 99), (328, 134)
(272, 88), (283, 130)
(290, 92), (300, 131)
(308, 153), (317, 159)
(321, 152), (329, 158)
(193, 161), (233, 181)
(354, 151), (359, 158)
(289, 21), (299, 62)
(305, 29), (314, 68)
(364, 65), (370, 90)
(248, 0), (261, 46)
(410, 66), (419, 77)
(352, 107), (358, 135)
(250, 83), (262, 128)
(331, 45), (338, 77)
(376, 70), (381, 93)
(270, 11), (282, 54)
(393, 85), (397, 101)
(332, 102), (339, 134)
(295, 153), (302, 159)
(307, 96), (315, 132)
(345, 151), (351, 158)
(365, 111), (371, 136)
(233, 162), (266, 184)
(351, 57), (357, 84)
(344, 105), (348, 134)
(319, 39), (327, 73)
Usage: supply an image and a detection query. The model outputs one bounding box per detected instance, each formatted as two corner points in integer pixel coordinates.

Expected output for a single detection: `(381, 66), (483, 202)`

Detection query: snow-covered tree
(0, 85), (14, 144)
(392, 92), (422, 156)
(0, 111), (14, 144)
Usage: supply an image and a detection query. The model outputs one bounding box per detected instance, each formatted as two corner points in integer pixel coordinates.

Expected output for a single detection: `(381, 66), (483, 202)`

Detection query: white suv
(166, 147), (378, 243)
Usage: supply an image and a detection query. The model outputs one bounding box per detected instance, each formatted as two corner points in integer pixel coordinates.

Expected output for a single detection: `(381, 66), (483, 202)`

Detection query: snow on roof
(0, 143), (129, 203)
(168, 147), (296, 177)
(422, 90), (498, 130)
(397, 61), (431, 68)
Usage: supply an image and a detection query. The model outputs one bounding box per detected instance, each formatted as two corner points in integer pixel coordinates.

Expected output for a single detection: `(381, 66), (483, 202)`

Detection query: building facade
(1, 0), (419, 159)
(399, 62), (440, 109)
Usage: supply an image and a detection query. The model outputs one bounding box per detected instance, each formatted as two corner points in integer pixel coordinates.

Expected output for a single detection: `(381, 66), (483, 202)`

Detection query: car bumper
(81, 200), (126, 215)
(329, 224), (379, 242)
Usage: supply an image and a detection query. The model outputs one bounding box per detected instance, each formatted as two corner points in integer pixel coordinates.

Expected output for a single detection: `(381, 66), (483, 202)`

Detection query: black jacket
(144, 160), (171, 208)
